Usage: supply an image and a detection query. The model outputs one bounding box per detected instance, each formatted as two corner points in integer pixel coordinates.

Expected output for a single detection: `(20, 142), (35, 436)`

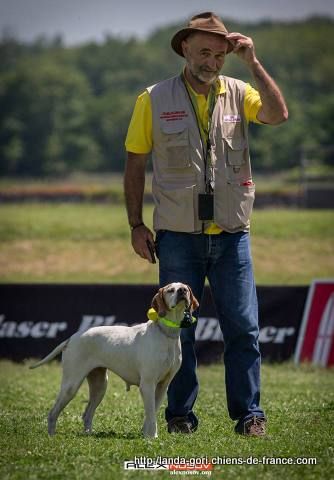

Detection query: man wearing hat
(124, 12), (288, 436)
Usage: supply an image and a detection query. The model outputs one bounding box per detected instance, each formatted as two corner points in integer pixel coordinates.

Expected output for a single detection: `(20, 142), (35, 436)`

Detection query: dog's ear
(152, 288), (167, 317)
(187, 285), (199, 312)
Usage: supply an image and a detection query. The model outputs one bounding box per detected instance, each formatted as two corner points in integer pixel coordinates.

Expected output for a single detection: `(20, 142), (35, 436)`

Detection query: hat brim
(171, 27), (234, 57)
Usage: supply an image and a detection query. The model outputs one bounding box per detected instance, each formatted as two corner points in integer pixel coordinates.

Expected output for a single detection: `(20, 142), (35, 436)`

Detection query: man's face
(182, 32), (228, 85)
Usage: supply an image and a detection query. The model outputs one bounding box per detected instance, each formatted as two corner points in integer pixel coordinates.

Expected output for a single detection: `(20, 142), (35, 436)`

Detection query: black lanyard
(181, 73), (217, 193)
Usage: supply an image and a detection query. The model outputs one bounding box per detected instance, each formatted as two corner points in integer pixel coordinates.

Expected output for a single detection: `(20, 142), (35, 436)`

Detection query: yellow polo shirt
(125, 77), (262, 234)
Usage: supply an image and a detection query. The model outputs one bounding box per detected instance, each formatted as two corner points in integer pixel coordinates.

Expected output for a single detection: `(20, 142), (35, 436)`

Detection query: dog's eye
(167, 288), (175, 293)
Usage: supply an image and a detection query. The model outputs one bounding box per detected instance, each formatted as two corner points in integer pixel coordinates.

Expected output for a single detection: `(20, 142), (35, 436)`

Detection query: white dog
(30, 283), (199, 438)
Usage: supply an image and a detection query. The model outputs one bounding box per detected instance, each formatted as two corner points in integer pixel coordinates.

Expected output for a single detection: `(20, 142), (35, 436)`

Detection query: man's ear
(152, 288), (167, 317)
(181, 39), (189, 58)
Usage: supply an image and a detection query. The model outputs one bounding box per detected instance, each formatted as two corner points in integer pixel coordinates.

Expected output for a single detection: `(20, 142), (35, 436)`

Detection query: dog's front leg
(139, 381), (157, 438)
(155, 378), (171, 413)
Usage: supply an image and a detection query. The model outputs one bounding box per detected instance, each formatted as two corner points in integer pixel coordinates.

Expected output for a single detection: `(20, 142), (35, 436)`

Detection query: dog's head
(152, 283), (199, 318)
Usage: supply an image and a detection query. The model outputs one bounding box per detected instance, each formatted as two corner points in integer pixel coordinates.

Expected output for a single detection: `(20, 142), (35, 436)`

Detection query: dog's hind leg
(48, 375), (86, 435)
(139, 381), (157, 438)
(82, 367), (108, 434)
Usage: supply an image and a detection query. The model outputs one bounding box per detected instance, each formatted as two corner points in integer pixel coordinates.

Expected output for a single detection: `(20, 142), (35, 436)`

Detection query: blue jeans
(156, 230), (265, 431)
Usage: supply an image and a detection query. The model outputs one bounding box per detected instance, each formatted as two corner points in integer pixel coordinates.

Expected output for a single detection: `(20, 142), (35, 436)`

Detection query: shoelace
(246, 417), (266, 435)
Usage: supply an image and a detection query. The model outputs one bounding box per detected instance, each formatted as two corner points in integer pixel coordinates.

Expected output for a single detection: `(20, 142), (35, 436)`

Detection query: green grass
(2, 167), (333, 194)
(0, 203), (333, 284)
(0, 361), (333, 479)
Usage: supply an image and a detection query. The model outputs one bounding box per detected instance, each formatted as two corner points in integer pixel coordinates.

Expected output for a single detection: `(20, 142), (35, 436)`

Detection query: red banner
(294, 280), (334, 366)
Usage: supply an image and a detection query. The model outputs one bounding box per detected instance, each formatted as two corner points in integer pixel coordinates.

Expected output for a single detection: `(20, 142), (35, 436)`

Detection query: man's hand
(131, 224), (156, 263)
(226, 32), (257, 65)
(226, 32), (288, 125)
(124, 152), (157, 263)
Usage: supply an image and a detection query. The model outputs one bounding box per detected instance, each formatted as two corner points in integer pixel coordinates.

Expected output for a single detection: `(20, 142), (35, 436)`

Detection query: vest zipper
(181, 74), (209, 234)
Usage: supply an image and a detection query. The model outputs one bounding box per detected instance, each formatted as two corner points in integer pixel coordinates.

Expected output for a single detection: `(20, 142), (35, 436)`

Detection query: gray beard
(189, 68), (218, 86)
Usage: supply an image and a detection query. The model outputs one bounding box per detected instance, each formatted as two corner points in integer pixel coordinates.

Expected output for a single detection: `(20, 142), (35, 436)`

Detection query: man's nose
(205, 56), (217, 71)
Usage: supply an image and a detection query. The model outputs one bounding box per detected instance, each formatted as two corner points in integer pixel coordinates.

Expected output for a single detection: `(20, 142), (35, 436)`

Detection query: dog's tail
(29, 340), (69, 369)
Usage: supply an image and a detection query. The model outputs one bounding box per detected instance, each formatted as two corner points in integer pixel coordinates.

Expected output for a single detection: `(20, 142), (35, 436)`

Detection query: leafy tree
(0, 57), (101, 175)
(0, 17), (333, 175)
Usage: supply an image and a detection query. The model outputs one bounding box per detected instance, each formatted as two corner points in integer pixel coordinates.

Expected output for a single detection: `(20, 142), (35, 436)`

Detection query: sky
(1, 0), (334, 45)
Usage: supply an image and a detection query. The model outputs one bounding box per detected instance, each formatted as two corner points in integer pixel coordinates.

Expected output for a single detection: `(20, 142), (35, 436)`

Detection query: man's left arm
(226, 32), (288, 125)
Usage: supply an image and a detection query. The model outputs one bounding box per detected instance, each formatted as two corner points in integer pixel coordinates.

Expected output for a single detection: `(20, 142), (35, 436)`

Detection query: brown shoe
(167, 416), (197, 434)
(242, 416), (266, 437)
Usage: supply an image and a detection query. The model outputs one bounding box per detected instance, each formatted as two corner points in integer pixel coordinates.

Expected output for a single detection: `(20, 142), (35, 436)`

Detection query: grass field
(0, 203), (333, 284)
(0, 361), (333, 480)
(0, 198), (333, 479)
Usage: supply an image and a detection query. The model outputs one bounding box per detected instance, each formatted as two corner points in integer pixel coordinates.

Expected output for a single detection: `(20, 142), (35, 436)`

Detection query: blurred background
(0, 5), (334, 474)
(0, 0), (333, 284)
(1, 5), (333, 472)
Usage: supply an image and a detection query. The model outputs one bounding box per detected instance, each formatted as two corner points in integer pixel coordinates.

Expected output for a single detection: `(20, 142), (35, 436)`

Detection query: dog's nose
(177, 286), (187, 299)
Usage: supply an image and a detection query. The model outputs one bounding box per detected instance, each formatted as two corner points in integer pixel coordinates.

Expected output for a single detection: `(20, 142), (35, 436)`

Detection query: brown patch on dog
(151, 288), (168, 317)
(188, 286), (199, 312)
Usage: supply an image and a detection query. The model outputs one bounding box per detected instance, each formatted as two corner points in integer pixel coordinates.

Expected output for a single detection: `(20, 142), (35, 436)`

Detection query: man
(124, 12), (288, 436)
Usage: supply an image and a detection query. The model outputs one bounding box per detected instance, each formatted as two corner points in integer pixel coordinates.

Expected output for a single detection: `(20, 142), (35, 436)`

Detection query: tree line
(0, 16), (333, 176)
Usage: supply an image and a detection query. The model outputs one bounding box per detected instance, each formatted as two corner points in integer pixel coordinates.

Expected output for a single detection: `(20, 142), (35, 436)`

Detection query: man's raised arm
(227, 32), (288, 125)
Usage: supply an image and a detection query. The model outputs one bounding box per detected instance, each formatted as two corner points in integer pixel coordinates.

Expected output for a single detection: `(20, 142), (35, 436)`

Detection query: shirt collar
(216, 77), (226, 94)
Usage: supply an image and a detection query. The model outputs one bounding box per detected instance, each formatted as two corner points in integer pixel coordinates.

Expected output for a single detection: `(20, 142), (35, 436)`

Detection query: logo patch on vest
(160, 111), (189, 122)
(223, 114), (241, 123)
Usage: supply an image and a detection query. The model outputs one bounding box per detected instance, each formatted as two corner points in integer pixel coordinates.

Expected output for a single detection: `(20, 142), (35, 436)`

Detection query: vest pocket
(154, 185), (195, 231)
(161, 126), (191, 169)
(223, 136), (250, 183)
(227, 182), (255, 231)
(224, 137), (247, 166)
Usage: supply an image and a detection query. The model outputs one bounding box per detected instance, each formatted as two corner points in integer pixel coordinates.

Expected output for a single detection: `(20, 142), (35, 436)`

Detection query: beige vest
(148, 74), (255, 233)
